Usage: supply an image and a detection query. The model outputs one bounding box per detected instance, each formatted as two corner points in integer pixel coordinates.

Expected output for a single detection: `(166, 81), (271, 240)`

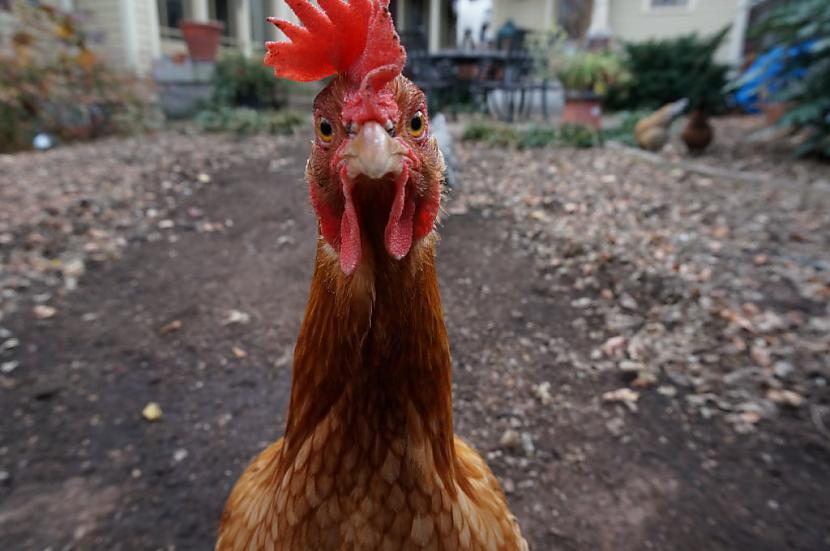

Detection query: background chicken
(216, 1), (526, 549)
(680, 108), (714, 154)
(634, 98), (688, 151)
(430, 113), (458, 189)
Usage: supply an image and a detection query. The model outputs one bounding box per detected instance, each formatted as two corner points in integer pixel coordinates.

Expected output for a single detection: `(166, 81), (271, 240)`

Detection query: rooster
(216, 1), (527, 550)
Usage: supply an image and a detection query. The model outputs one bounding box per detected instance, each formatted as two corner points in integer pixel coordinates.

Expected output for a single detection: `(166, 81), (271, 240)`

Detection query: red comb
(265, 0), (405, 88)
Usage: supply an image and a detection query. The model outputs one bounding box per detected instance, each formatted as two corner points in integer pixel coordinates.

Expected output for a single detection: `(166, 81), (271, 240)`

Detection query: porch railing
(159, 26), (240, 49)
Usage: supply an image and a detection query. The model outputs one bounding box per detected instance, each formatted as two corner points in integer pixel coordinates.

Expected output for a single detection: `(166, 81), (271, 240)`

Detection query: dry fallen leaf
(738, 411), (762, 425)
(1, 361), (19, 374)
(33, 305), (57, 320)
(223, 309), (251, 326)
(767, 389), (804, 408)
(142, 402), (163, 422)
(499, 429), (521, 450)
(532, 382), (553, 405)
(601, 335), (627, 357)
(159, 319), (182, 335)
(602, 388), (640, 412)
(632, 371), (658, 388)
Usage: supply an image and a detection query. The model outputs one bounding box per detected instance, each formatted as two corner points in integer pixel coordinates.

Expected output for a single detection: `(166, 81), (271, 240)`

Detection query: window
(651, 0), (688, 6)
(643, 0), (695, 11)
(157, 0), (184, 29)
(212, 0), (230, 37)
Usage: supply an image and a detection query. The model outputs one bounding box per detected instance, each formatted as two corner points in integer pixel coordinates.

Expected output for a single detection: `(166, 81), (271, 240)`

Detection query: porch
(156, 0), (456, 61)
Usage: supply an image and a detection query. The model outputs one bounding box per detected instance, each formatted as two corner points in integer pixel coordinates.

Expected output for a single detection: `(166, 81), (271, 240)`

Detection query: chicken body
(220, 433), (520, 550)
(634, 98), (688, 151)
(219, 432), (520, 551)
(217, 74), (526, 550)
(681, 109), (713, 154)
(218, 244), (526, 551)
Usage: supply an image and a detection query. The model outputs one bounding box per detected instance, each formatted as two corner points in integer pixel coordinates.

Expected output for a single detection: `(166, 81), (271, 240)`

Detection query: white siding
(76, 0), (160, 75)
(0, 12), (17, 55)
(609, 0), (742, 65)
(491, 0), (744, 65)
(132, 0), (161, 73)
(76, 0), (127, 69)
(492, 0), (551, 34)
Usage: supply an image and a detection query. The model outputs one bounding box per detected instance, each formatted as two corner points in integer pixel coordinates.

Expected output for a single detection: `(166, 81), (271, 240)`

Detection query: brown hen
(216, 1), (527, 550)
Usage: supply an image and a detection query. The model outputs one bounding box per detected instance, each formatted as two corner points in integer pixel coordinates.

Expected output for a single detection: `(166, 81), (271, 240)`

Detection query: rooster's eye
(317, 118), (334, 143)
(408, 111), (426, 138)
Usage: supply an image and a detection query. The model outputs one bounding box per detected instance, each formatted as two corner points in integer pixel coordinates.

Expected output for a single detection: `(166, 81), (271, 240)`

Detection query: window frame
(642, 0), (697, 12)
(157, 0), (185, 29)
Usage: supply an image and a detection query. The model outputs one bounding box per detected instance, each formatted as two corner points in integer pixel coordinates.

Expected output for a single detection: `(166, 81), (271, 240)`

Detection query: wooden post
(119, 0), (139, 70)
(544, 0), (555, 30)
(190, 0), (210, 21)
(728, 0), (751, 67)
(588, 0), (611, 38)
(428, 0), (441, 52)
(396, 0), (407, 31)
(235, 0), (253, 55)
(268, 0), (295, 39)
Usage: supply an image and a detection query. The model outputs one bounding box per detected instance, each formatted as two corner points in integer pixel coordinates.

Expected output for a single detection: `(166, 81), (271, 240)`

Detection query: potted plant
(179, 20), (224, 62)
(557, 51), (628, 129)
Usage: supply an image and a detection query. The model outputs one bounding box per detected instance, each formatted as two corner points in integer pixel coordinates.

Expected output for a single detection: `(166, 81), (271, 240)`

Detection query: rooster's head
(266, 0), (444, 276)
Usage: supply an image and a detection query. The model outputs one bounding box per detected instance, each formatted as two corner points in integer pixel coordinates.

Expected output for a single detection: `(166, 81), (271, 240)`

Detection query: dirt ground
(1, 131), (829, 550)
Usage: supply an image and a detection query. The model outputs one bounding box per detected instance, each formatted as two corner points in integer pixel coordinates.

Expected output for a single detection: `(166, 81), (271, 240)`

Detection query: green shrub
(517, 126), (558, 148)
(212, 52), (282, 109)
(608, 28), (730, 112)
(195, 107), (305, 135)
(0, 2), (156, 152)
(744, 0), (830, 158)
(461, 122), (520, 146)
(462, 121), (499, 141)
(462, 121), (599, 149)
(557, 124), (601, 148)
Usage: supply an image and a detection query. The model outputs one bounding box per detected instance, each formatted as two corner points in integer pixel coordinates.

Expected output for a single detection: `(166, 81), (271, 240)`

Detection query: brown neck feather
(282, 235), (460, 490)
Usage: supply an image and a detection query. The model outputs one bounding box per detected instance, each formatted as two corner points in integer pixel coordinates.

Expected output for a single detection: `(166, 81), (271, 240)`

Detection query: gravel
(0, 130), (297, 322)
(452, 117), (830, 431)
(1, 118), (827, 435)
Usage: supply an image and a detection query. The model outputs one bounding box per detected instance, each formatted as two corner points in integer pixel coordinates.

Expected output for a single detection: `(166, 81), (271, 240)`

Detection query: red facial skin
(305, 75), (443, 275)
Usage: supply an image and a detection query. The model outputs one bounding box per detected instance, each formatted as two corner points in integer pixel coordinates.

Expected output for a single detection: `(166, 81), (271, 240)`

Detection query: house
(1, 0), (456, 76)
(490, 0), (752, 66)
(492, 0), (556, 41)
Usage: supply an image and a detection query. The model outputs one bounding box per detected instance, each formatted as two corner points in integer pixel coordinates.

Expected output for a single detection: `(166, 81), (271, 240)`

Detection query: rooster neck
(282, 237), (458, 486)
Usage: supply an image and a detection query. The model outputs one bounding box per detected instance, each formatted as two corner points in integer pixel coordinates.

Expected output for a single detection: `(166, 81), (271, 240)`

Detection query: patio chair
(402, 29), (459, 116)
(471, 27), (551, 122)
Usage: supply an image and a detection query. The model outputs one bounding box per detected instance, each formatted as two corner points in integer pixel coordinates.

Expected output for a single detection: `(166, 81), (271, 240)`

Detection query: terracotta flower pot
(179, 20), (224, 62)
(457, 63), (478, 81)
(562, 92), (601, 129)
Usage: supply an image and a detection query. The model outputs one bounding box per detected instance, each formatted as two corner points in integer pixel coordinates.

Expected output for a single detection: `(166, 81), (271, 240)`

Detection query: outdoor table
(426, 49), (533, 81)
(420, 48), (543, 122)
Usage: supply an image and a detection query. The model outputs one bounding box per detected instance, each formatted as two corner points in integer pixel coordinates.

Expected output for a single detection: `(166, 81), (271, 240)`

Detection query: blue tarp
(734, 43), (809, 113)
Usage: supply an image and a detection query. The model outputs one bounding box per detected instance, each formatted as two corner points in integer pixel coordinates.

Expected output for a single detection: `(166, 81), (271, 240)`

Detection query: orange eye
(317, 118), (334, 142)
(408, 111), (426, 138)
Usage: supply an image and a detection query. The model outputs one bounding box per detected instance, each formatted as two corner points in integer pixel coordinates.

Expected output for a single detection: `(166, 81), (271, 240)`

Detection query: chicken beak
(342, 121), (407, 180)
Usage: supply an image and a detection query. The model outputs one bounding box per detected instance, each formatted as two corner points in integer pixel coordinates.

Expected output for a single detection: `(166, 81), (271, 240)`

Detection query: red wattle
(384, 168), (415, 260)
(414, 183), (440, 240)
(339, 178), (361, 275)
(308, 179), (340, 248)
